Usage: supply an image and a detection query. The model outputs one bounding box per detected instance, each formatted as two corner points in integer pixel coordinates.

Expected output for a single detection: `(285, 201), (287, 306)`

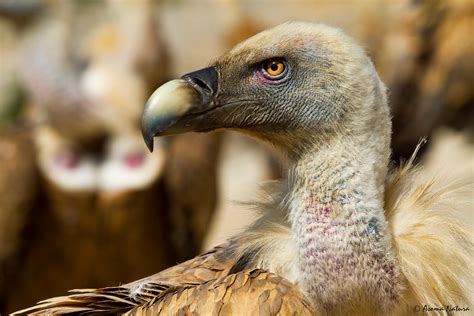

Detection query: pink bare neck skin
(286, 138), (401, 314)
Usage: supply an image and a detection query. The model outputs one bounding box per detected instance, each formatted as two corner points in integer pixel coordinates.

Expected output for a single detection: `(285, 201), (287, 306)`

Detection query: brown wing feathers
(125, 270), (314, 316)
(14, 240), (312, 315)
(13, 244), (230, 314)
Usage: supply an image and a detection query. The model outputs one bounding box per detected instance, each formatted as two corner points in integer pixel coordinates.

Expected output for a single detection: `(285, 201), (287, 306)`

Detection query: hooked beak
(141, 66), (218, 152)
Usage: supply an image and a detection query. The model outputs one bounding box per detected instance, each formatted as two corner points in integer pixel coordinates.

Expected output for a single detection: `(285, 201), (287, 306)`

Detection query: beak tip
(143, 133), (154, 153)
(145, 138), (154, 153)
(141, 124), (154, 153)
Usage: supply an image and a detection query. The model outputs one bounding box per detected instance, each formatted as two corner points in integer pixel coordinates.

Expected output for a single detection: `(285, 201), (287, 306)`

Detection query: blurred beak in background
(141, 66), (219, 152)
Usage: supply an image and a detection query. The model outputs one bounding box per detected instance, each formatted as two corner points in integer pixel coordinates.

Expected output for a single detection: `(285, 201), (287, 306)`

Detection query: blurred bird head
(35, 126), (165, 193)
(142, 22), (390, 157)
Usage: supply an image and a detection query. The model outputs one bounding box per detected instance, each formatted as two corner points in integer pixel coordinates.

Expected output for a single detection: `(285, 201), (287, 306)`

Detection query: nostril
(193, 78), (212, 93)
(181, 66), (218, 97)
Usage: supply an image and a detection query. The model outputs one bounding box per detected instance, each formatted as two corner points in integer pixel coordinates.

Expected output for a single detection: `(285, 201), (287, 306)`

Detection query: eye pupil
(261, 59), (287, 80)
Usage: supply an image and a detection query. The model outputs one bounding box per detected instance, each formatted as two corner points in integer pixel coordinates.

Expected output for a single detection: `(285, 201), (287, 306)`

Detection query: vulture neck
(286, 132), (400, 312)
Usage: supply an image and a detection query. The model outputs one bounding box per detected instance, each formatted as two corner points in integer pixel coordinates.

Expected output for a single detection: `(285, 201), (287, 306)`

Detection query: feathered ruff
(385, 147), (473, 311)
(222, 145), (474, 313)
(14, 148), (473, 315)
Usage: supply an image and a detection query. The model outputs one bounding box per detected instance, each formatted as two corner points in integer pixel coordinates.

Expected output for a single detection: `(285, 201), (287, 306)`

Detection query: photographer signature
(413, 305), (470, 313)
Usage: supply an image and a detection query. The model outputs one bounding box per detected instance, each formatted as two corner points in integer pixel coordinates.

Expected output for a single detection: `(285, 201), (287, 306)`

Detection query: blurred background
(0, 0), (472, 313)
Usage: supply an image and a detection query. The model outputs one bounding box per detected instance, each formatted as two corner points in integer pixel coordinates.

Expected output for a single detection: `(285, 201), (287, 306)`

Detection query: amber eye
(262, 59), (287, 79)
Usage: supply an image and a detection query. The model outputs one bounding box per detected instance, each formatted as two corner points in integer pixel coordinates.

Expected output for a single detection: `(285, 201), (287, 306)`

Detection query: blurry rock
(0, 125), (37, 313)
(423, 128), (473, 182)
(422, 127), (474, 228)
(204, 133), (274, 250)
(163, 133), (221, 259)
(7, 179), (98, 314)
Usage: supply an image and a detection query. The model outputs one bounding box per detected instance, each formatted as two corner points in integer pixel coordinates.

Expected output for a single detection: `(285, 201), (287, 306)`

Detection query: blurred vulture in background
(0, 1), (219, 313)
(361, 0), (474, 159)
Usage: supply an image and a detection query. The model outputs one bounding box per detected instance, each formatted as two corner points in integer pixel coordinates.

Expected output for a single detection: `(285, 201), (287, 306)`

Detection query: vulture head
(142, 23), (397, 308)
(142, 21), (390, 161)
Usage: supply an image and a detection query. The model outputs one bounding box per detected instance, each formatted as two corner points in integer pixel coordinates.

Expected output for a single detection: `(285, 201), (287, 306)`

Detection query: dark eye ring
(261, 59), (288, 80)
